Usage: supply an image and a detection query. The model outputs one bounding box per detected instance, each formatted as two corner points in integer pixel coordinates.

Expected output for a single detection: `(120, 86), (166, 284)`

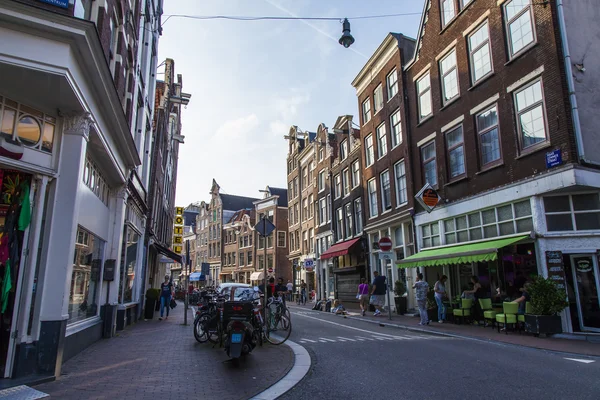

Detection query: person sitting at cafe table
(513, 282), (531, 314)
(462, 276), (485, 324)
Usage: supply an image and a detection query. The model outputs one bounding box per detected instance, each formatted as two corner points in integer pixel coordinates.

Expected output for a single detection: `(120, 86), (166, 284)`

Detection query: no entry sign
(378, 237), (393, 252)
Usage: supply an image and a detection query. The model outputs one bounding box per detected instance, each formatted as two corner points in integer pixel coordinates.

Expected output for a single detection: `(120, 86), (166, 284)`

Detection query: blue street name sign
(546, 149), (562, 169)
(39, 0), (69, 9)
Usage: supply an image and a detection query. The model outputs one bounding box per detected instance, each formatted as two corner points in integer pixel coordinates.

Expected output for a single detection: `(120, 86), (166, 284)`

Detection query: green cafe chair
(495, 302), (518, 334)
(517, 302), (533, 332)
(479, 298), (497, 328)
(452, 299), (473, 324)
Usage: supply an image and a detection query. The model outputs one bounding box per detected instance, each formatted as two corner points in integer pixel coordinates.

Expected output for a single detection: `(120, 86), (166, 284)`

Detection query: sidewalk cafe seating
(452, 299), (473, 324)
(496, 302), (518, 334)
(479, 298), (497, 328)
(517, 302), (533, 332)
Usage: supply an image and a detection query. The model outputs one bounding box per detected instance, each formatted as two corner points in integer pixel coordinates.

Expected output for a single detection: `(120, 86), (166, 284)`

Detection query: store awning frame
(320, 238), (362, 260)
(397, 234), (530, 269)
(153, 242), (182, 264)
(189, 272), (205, 282)
(250, 271), (265, 281)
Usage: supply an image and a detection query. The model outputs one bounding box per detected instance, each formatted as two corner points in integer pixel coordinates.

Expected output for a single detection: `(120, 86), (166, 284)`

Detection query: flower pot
(524, 314), (562, 336)
(394, 296), (407, 315)
(145, 298), (156, 319)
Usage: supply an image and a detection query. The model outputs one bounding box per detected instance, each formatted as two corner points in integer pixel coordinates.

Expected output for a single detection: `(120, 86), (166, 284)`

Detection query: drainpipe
(556, 0), (586, 163)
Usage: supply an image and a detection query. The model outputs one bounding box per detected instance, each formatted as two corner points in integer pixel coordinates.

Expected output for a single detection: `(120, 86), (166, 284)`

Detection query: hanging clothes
(1, 259), (11, 313)
(18, 182), (31, 232)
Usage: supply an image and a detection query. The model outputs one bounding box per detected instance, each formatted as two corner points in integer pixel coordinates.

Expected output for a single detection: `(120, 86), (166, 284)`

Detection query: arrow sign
(255, 216), (276, 237)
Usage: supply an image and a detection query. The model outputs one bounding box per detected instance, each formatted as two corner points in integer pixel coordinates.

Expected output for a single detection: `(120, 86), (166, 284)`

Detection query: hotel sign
(38, 0), (69, 9)
(173, 206), (184, 255)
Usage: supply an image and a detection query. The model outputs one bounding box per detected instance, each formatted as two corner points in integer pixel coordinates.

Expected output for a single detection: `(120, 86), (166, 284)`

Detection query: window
(354, 198), (363, 234)
(83, 157), (110, 206)
(340, 140), (348, 160)
(380, 170), (392, 211)
(368, 179), (378, 218)
(377, 123), (388, 158)
(319, 198), (327, 225)
(303, 198), (308, 221)
(239, 252), (245, 266)
(362, 98), (371, 125)
(309, 194), (314, 218)
(440, 50), (459, 103)
(303, 231), (308, 251)
(336, 208), (344, 240)
(515, 80), (547, 150)
(374, 84), (384, 114)
(308, 161), (314, 183)
(290, 233), (295, 251)
(394, 160), (407, 206)
(315, 172), (323, 193)
(342, 168), (350, 196)
(0, 96), (56, 153)
(446, 126), (465, 179)
(278, 231), (286, 247)
(421, 222), (441, 248)
(504, 0), (535, 57)
(544, 193), (600, 231)
(319, 147), (324, 161)
(345, 203), (353, 238)
(441, 0), (456, 27)
(351, 161), (360, 188)
(365, 134), (374, 167)
(327, 194), (332, 222)
(468, 21), (492, 83)
(309, 229), (314, 253)
(476, 105), (502, 166)
(390, 110), (402, 148)
(267, 233), (273, 248)
(417, 73), (432, 120)
(70, 227), (104, 323)
(302, 166), (308, 188)
(334, 174), (341, 198)
(421, 141), (437, 186)
(387, 69), (398, 100)
(247, 252), (253, 265)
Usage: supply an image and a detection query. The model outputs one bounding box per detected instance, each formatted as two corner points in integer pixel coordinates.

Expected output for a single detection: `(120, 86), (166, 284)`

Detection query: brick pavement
(36, 302), (294, 400)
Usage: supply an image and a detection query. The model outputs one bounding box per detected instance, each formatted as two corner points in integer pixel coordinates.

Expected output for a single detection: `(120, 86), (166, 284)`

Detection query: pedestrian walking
(159, 275), (174, 321)
(370, 271), (387, 316)
(299, 280), (307, 305)
(357, 278), (369, 316)
(413, 273), (429, 325)
(286, 280), (293, 301)
(434, 275), (448, 323)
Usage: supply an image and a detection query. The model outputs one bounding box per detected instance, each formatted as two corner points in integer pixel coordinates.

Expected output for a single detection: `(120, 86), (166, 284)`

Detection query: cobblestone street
(36, 303), (293, 400)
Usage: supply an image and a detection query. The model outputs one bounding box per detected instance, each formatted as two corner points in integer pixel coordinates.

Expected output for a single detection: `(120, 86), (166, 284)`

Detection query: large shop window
(544, 193), (600, 231)
(70, 227), (105, 323)
(0, 96), (55, 153)
(118, 225), (139, 304)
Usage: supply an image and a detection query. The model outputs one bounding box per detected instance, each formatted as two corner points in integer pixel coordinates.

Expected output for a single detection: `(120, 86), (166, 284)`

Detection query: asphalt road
(279, 305), (600, 400)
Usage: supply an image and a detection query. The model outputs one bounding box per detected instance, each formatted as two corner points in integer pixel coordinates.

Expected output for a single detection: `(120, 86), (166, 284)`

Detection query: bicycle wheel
(194, 314), (210, 343)
(206, 314), (220, 344)
(265, 308), (292, 345)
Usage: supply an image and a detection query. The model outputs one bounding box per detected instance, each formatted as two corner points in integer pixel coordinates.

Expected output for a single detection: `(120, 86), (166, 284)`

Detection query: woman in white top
(434, 275), (448, 323)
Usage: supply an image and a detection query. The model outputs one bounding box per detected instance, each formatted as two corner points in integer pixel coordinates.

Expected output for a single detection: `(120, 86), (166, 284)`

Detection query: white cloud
(273, 90), (310, 119)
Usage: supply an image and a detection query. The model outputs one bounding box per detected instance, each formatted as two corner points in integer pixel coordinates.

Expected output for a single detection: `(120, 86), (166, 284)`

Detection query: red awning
(320, 238), (362, 260)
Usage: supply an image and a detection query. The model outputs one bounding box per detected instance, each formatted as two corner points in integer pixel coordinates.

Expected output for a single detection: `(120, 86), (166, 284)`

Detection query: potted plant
(393, 280), (407, 315)
(426, 288), (438, 322)
(145, 288), (161, 320)
(524, 276), (568, 336)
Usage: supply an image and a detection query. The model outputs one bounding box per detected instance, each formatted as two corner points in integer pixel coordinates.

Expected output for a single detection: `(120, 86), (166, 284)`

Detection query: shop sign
(304, 258), (314, 271)
(545, 251), (566, 291)
(173, 206), (184, 255)
(378, 251), (394, 261)
(576, 259), (592, 273)
(546, 149), (562, 169)
(38, 0), (69, 9)
(415, 183), (442, 213)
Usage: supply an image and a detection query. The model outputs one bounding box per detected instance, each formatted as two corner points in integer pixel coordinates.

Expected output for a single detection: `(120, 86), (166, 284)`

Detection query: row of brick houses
(286, 0), (600, 333)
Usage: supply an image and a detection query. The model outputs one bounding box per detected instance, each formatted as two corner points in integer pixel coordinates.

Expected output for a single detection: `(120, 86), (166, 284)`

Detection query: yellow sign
(175, 207), (184, 216)
(174, 216), (184, 225)
(174, 226), (183, 235)
(173, 206), (184, 254)
(174, 245), (182, 254)
(174, 236), (183, 244)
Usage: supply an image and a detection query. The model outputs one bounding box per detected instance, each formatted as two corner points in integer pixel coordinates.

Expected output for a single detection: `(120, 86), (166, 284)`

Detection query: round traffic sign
(268, 267), (274, 274)
(378, 237), (393, 252)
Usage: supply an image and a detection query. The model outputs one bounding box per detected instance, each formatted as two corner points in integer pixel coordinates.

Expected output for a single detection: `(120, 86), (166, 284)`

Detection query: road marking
(355, 336), (375, 341)
(299, 338), (316, 343)
(337, 337), (356, 342)
(291, 311), (409, 339)
(319, 337), (336, 342)
(564, 358), (595, 364)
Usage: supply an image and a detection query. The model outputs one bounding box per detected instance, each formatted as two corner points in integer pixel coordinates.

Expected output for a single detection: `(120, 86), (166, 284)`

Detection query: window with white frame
(421, 141), (437, 186)
(440, 49), (459, 103)
(377, 123), (388, 159)
(417, 72), (432, 121)
(446, 125), (465, 179)
(443, 200), (533, 244)
(390, 109), (402, 148)
(374, 84), (384, 114)
(83, 157), (111, 206)
(365, 134), (374, 167)
(476, 105), (502, 166)
(319, 147), (324, 161)
(334, 174), (341, 198)
(340, 139), (348, 160)
(0, 96), (56, 154)
(351, 160), (360, 188)
(309, 228), (314, 252)
(421, 222), (440, 248)
(514, 80), (547, 150)
(441, 0), (456, 27)
(342, 168), (350, 196)
(362, 98), (371, 125)
(504, 0), (535, 57)
(318, 170), (325, 192)
(387, 69), (398, 100)
(319, 198), (327, 225)
(368, 179), (378, 218)
(394, 160), (407, 206)
(336, 208), (344, 240)
(544, 193), (600, 231)
(381, 170), (392, 211)
(354, 198), (363, 234)
(469, 21), (492, 83)
(344, 203), (353, 238)
(308, 194), (314, 218)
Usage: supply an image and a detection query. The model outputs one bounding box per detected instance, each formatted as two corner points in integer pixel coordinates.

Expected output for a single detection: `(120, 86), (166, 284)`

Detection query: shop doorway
(567, 255), (600, 332)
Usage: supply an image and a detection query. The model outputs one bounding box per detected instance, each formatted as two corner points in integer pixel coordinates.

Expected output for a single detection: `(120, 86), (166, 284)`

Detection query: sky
(158, 0), (425, 206)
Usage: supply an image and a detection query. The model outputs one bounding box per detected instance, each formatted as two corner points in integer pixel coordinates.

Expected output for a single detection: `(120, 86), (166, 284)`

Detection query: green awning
(397, 235), (530, 268)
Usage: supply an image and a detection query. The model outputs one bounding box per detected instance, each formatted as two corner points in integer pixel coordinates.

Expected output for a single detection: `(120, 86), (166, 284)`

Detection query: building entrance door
(570, 255), (600, 332)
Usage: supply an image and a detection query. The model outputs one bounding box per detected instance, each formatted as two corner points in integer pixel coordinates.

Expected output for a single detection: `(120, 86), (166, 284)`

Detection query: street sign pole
(184, 240), (190, 326)
(254, 215), (276, 335)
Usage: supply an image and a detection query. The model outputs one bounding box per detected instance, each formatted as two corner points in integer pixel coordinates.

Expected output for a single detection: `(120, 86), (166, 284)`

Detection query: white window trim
(377, 122), (388, 159)
(351, 160), (360, 188)
(365, 134), (374, 167)
(506, 65), (545, 93)
(476, 104), (503, 167)
(468, 20), (494, 84)
(394, 159), (408, 208)
(504, 0), (537, 59)
(380, 169), (392, 212)
(417, 131), (437, 148)
(462, 10), (491, 37)
(441, 115), (465, 133)
(374, 83), (384, 115)
(387, 68), (398, 101)
(277, 231), (287, 247)
(470, 93), (500, 115)
(368, 178), (378, 218)
(416, 72), (433, 121)
(362, 98), (372, 125)
(513, 78), (549, 152)
(439, 49), (460, 104)
(445, 124), (466, 180)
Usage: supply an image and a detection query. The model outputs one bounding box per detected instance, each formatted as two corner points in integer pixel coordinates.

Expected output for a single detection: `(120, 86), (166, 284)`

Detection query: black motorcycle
(222, 286), (262, 360)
